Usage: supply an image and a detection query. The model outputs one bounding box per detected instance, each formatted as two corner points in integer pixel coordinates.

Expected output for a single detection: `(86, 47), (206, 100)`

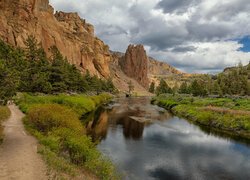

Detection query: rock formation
(0, 0), (110, 77)
(119, 45), (149, 89)
(148, 57), (183, 76)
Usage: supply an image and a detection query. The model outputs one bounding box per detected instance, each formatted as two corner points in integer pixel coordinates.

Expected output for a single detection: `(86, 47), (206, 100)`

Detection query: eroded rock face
(0, 0), (110, 77)
(148, 57), (183, 75)
(120, 45), (149, 88)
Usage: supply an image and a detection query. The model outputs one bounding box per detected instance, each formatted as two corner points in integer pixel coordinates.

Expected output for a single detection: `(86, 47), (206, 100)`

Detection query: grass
(17, 93), (119, 180)
(152, 94), (250, 139)
(0, 106), (11, 144)
(15, 93), (112, 116)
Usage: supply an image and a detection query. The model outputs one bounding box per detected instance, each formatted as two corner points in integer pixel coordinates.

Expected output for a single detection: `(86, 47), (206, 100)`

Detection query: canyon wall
(0, 0), (110, 77)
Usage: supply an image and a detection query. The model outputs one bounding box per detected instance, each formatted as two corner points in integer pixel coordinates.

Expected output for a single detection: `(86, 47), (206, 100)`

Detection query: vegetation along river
(85, 97), (250, 180)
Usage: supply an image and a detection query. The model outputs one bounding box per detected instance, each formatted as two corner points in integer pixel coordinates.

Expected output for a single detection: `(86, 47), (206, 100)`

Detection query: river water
(85, 97), (250, 180)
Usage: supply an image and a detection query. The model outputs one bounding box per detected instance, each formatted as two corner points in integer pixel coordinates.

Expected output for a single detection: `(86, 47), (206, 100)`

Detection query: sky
(50, 0), (250, 73)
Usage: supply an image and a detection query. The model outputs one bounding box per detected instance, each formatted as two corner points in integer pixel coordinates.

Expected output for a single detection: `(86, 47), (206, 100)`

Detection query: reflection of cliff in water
(113, 109), (146, 140)
(85, 107), (109, 141)
(86, 97), (174, 141)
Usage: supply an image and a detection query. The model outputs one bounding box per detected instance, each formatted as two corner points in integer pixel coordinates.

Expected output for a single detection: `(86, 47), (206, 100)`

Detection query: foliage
(0, 106), (10, 143)
(153, 95), (250, 139)
(0, 37), (116, 103)
(156, 79), (172, 95)
(178, 63), (250, 96)
(22, 96), (119, 179)
(27, 104), (84, 134)
(178, 82), (190, 94)
(16, 93), (112, 116)
(149, 82), (155, 93)
(190, 79), (208, 97)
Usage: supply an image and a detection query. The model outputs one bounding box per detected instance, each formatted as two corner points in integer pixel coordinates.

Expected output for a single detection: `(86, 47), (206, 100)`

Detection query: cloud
(156, 0), (201, 14)
(50, 0), (250, 73)
(149, 41), (250, 73)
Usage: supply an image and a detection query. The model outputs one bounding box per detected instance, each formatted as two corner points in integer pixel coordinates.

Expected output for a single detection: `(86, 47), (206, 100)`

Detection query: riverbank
(0, 106), (10, 144)
(15, 93), (119, 180)
(152, 95), (250, 139)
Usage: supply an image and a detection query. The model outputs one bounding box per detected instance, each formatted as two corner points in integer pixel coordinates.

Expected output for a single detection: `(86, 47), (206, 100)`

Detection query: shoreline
(152, 96), (250, 140)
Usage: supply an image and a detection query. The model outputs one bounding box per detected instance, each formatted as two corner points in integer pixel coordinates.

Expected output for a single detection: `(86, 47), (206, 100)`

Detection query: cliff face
(148, 57), (183, 76)
(0, 0), (110, 77)
(119, 45), (149, 89)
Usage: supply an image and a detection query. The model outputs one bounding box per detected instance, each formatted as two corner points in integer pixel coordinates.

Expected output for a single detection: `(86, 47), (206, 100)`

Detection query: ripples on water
(85, 97), (250, 180)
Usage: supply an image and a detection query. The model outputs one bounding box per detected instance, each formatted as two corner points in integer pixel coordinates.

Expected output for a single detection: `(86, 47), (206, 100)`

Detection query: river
(85, 97), (250, 180)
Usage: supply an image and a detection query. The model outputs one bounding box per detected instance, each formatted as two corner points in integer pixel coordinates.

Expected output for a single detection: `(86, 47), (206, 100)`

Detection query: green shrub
(27, 104), (84, 134)
(44, 128), (118, 179)
(20, 94), (118, 179)
(0, 106), (10, 143)
(0, 106), (11, 121)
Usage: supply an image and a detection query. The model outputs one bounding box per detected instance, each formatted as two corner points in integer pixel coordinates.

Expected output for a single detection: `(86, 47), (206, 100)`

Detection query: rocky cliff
(111, 48), (191, 90)
(148, 57), (183, 76)
(119, 45), (149, 89)
(0, 0), (110, 77)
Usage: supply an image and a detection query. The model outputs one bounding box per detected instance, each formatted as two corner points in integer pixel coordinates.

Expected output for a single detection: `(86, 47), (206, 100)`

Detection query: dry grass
(202, 106), (250, 116)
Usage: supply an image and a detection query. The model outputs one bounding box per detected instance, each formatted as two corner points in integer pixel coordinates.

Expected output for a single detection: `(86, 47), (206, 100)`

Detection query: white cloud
(149, 41), (250, 73)
(50, 0), (250, 73)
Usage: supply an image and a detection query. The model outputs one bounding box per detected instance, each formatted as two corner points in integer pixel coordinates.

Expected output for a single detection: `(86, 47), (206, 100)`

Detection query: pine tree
(149, 82), (155, 93)
(179, 82), (189, 94)
(156, 79), (172, 96)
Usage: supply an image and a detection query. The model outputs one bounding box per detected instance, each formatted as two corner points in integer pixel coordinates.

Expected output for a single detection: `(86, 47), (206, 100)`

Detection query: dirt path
(0, 104), (48, 180)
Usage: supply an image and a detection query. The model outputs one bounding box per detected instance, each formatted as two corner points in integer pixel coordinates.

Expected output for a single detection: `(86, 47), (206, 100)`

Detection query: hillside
(0, 0), (192, 94)
(0, 0), (110, 77)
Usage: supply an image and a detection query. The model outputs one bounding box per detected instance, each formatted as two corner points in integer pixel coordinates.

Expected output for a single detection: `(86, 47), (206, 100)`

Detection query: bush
(27, 104), (84, 134)
(31, 127), (118, 179)
(0, 106), (10, 143)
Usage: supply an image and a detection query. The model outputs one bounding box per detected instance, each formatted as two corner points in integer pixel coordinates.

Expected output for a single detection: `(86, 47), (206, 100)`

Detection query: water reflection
(85, 107), (109, 141)
(85, 97), (173, 141)
(85, 97), (250, 180)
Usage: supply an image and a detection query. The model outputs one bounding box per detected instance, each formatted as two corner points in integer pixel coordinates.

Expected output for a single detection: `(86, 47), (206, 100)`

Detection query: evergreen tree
(190, 80), (208, 97)
(179, 82), (189, 94)
(0, 61), (19, 104)
(156, 79), (172, 96)
(149, 82), (155, 93)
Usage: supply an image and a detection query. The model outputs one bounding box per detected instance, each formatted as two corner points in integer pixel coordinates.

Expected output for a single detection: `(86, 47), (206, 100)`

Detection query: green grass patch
(0, 106), (10, 144)
(153, 95), (250, 139)
(15, 93), (112, 116)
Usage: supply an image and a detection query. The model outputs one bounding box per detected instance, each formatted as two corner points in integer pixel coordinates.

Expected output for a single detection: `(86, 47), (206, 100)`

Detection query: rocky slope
(148, 57), (183, 76)
(0, 0), (110, 77)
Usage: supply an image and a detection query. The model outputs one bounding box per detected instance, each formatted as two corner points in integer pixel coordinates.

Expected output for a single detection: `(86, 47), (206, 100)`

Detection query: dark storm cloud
(156, 0), (200, 14)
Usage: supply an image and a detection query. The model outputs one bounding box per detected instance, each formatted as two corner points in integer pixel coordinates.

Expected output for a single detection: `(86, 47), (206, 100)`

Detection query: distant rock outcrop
(119, 45), (149, 89)
(0, 0), (110, 77)
(148, 57), (183, 75)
